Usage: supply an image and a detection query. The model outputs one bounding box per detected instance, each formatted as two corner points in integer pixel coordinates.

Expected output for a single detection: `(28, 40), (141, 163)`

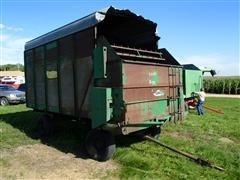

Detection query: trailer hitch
(143, 135), (225, 171)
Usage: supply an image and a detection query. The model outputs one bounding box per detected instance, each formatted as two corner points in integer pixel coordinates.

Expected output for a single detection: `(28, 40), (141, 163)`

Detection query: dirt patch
(0, 144), (119, 179)
(219, 137), (234, 144)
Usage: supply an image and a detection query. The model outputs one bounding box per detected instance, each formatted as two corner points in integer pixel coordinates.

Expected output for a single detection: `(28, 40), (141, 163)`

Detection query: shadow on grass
(1, 110), (144, 159)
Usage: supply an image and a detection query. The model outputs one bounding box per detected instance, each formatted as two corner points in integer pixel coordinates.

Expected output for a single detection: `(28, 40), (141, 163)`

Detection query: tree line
(0, 64), (24, 71)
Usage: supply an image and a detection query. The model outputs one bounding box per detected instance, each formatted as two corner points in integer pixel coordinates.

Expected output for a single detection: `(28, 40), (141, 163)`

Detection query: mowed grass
(0, 97), (240, 179)
(113, 98), (240, 179)
(0, 105), (41, 149)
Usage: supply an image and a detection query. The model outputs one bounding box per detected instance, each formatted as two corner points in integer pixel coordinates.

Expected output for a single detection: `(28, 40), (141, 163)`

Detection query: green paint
(148, 71), (159, 85)
(142, 103), (149, 117)
(183, 69), (203, 98)
(93, 48), (106, 79)
(91, 48), (113, 128)
(35, 46), (44, 59)
(46, 41), (57, 50)
(92, 45), (125, 128)
(151, 100), (167, 116)
(122, 64), (127, 85)
(48, 106), (59, 113)
(152, 71), (159, 84)
(112, 88), (125, 122)
(124, 115), (172, 128)
(36, 104), (45, 110)
(91, 87), (112, 128)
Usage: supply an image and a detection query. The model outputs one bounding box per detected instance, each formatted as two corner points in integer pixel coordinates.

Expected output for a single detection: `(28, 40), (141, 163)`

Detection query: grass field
(0, 97), (240, 179)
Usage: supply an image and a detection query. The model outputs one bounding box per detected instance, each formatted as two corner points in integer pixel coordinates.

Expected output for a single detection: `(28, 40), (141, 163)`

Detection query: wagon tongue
(111, 45), (165, 63)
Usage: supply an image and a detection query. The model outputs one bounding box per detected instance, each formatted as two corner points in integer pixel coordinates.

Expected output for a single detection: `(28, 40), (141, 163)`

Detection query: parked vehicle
(0, 76), (25, 89)
(17, 83), (26, 92)
(25, 6), (187, 161)
(0, 84), (26, 106)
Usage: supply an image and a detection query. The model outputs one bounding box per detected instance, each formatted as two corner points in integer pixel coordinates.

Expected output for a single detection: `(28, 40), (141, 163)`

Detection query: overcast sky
(0, 0), (239, 75)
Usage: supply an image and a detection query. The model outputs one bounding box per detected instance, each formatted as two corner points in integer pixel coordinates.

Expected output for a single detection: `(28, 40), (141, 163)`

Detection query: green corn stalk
(203, 76), (240, 95)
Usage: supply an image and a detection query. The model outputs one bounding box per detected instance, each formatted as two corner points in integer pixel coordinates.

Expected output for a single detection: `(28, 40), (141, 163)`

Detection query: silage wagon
(24, 6), (187, 161)
(182, 64), (216, 98)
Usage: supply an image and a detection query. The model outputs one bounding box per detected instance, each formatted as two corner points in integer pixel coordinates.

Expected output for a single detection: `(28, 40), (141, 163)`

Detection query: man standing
(196, 88), (206, 116)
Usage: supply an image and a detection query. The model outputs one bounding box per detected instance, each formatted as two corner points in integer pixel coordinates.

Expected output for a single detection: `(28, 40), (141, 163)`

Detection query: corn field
(203, 76), (240, 94)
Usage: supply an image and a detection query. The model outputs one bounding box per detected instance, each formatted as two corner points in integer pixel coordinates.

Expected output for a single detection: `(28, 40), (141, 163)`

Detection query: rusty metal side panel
(123, 87), (169, 102)
(122, 62), (170, 124)
(35, 46), (46, 110)
(25, 50), (35, 108)
(121, 63), (184, 126)
(75, 56), (93, 118)
(74, 28), (95, 118)
(168, 67), (183, 116)
(125, 100), (169, 124)
(59, 36), (75, 115)
(75, 29), (95, 59)
(45, 41), (59, 112)
(122, 63), (171, 103)
(122, 62), (169, 88)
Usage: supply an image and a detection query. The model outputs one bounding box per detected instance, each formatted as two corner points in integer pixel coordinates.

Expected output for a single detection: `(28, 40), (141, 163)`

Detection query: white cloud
(0, 24), (5, 29)
(6, 26), (23, 32)
(180, 53), (240, 76)
(0, 25), (32, 65)
(0, 34), (9, 42)
(0, 23), (23, 32)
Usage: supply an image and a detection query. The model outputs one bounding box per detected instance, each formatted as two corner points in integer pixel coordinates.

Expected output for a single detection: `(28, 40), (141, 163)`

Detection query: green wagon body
(182, 64), (203, 98)
(24, 7), (187, 160)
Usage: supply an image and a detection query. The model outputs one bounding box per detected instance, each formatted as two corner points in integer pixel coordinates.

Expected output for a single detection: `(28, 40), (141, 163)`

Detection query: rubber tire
(146, 126), (161, 139)
(85, 129), (116, 162)
(0, 97), (9, 106)
(38, 115), (54, 138)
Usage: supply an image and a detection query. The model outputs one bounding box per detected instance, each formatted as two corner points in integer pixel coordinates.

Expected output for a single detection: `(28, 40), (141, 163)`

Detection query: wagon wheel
(85, 129), (116, 161)
(38, 114), (55, 138)
(0, 97), (9, 106)
(146, 125), (161, 139)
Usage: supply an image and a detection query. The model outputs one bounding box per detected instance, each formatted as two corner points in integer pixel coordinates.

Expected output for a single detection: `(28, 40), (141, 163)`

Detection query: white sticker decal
(153, 89), (164, 97)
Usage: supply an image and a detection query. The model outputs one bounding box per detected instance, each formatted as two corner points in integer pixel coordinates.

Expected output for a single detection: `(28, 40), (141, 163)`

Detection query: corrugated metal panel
(75, 56), (93, 118)
(35, 46), (46, 110)
(122, 63), (170, 123)
(74, 29), (95, 118)
(59, 36), (75, 115)
(45, 41), (59, 112)
(25, 50), (35, 108)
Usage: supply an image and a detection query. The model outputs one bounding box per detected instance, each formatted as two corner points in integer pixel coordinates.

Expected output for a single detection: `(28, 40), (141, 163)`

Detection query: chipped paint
(148, 71), (159, 85)
(142, 103), (149, 117)
(153, 89), (164, 97)
(122, 65), (127, 85)
(152, 100), (167, 116)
